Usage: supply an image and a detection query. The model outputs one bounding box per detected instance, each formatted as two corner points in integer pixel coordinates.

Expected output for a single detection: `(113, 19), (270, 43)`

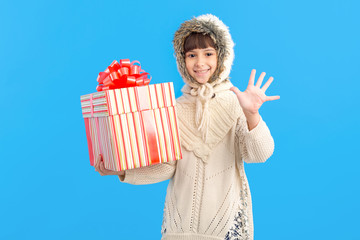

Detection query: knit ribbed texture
(120, 160), (177, 185)
(235, 115), (275, 163)
(177, 87), (241, 162)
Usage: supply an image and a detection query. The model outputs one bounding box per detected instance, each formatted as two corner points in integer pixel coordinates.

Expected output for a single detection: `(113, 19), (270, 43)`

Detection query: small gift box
(80, 59), (182, 171)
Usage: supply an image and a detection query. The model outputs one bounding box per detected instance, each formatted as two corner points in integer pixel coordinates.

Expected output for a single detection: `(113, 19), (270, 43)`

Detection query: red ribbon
(96, 59), (151, 91)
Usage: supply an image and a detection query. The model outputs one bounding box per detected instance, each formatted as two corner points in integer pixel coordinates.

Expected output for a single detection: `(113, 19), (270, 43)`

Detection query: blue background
(1, 0), (359, 239)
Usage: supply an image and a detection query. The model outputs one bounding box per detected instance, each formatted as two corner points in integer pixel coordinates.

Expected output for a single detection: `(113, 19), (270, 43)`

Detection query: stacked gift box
(80, 60), (182, 171)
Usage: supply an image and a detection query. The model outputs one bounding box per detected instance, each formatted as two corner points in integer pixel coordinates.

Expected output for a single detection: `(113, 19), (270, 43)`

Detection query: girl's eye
(206, 53), (214, 56)
(187, 54), (195, 58)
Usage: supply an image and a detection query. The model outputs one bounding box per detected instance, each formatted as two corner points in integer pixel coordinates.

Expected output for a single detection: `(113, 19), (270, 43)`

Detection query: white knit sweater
(119, 90), (274, 240)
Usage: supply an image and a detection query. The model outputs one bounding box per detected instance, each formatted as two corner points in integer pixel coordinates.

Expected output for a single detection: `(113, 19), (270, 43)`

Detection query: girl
(94, 14), (280, 240)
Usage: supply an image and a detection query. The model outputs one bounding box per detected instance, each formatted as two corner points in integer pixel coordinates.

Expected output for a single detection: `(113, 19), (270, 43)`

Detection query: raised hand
(230, 69), (280, 115)
(94, 155), (125, 176)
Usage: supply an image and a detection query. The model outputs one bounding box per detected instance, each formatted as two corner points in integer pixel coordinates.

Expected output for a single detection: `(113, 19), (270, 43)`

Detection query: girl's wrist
(244, 111), (260, 131)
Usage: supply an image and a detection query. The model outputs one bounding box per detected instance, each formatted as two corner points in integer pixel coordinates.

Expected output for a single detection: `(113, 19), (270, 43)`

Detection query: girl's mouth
(194, 69), (209, 74)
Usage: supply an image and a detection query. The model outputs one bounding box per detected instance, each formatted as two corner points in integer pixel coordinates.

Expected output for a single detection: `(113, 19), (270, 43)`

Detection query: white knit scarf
(176, 81), (242, 161)
(182, 81), (232, 140)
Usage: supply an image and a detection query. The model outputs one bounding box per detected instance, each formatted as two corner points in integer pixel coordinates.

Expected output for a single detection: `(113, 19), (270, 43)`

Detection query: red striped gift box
(80, 82), (182, 171)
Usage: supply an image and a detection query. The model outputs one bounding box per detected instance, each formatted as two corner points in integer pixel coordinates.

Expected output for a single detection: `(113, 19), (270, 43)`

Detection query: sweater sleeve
(118, 160), (177, 185)
(235, 114), (275, 163)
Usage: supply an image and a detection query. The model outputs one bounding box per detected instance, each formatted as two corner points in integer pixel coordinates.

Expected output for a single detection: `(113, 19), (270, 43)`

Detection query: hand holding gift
(94, 155), (125, 176)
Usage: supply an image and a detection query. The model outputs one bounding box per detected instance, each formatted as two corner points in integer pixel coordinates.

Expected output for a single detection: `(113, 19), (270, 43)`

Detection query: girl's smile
(185, 47), (217, 84)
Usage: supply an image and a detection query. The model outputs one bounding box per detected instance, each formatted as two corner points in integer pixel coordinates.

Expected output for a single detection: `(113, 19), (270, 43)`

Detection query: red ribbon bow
(96, 59), (151, 91)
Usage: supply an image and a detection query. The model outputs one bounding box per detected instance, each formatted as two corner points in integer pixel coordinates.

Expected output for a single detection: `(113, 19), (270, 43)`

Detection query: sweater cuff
(246, 116), (268, 140)
(118, 169), (136, 183)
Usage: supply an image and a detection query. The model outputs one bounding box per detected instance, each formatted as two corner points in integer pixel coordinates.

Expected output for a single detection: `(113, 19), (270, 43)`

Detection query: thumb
(230, 87), (242, 96)
(96, 154), (103, 164)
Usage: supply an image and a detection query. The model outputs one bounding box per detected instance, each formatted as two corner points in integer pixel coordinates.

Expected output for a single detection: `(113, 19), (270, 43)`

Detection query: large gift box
(80, 59), (182, 171)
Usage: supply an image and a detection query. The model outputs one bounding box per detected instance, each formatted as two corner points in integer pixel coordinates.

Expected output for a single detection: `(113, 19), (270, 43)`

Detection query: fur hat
(173, 14), (235, 88)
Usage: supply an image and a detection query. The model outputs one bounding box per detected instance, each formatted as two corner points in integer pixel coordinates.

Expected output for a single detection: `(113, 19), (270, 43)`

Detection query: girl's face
(185, 47), (217, 84)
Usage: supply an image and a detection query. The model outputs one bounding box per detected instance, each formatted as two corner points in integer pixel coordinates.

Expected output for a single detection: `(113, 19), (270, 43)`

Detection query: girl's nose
(195, 57), (205, 67)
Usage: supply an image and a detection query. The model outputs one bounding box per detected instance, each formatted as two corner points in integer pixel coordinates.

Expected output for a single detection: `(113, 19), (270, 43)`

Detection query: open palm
(231, 69), (280, 114)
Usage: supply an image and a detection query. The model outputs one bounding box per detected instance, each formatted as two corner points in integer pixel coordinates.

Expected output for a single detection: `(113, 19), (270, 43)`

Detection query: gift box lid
(80, 82), (176, 118)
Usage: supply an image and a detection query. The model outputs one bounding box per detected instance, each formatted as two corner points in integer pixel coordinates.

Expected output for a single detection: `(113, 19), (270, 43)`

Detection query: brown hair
(184, 32), (216, 53)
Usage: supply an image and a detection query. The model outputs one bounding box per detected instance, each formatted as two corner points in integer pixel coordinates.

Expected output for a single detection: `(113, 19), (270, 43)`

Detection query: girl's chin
(195, 78), (209, 84)
(193, 75), (211, 84)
